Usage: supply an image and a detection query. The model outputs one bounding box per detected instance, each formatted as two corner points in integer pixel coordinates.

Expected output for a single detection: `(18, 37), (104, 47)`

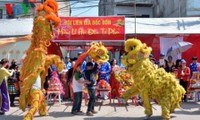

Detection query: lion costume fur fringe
(121, 38), (186, 119)
(73, 41), (109, 72)
(19, 0), (64, 120)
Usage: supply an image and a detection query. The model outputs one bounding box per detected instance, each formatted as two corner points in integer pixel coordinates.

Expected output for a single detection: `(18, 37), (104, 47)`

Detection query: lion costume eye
(129, 46), (136, 51)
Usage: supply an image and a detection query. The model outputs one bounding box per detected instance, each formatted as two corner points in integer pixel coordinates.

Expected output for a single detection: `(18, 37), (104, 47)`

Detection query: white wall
(0, 40), (30, 62)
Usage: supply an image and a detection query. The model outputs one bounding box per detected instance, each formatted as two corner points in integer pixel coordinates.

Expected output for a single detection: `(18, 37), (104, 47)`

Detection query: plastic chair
(46, 91), (62, 105)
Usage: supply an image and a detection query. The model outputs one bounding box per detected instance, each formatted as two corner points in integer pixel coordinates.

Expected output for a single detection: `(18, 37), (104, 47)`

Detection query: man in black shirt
(83, 62), (98, 116)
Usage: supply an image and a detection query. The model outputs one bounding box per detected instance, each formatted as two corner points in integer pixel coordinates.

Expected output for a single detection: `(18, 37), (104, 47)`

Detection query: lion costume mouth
(87, 42), (109, 63)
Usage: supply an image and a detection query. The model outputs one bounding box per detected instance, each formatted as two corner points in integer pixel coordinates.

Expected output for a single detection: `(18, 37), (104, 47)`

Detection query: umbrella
(167, 41), (193, 56)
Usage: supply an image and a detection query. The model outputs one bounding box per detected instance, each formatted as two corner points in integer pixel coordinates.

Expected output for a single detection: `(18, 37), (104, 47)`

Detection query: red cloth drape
(183, 34), (200, 66)
(127, 35), (160, 60)
(47, 42), (63, 57)
(127, 34), (200, 63)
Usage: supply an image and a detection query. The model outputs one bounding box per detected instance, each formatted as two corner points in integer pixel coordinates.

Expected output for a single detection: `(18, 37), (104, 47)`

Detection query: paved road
(1, 99), (200, 120)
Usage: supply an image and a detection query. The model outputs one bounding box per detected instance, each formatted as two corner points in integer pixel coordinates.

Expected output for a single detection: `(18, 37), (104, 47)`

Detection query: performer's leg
(161, 103), (170, 120)
(77, 92), (83, 112)
(9, 94), (15, 106)
(23, 89), (42, 120)
(121, 85), (139, 101)
(170, 103), (176, 114)
(71, 92), (79, 113)
(69, 82), (74, 100)
(38, 95), (47, 116)
(140, 92), (152, 117)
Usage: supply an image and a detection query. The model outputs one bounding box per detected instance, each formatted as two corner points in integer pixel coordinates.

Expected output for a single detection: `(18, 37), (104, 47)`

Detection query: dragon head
(122, 38), (152, 66)
(87, 42), (109, 64)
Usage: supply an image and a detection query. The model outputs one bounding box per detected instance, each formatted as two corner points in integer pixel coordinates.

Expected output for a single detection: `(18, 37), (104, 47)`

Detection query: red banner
(54, 16), (125, 41)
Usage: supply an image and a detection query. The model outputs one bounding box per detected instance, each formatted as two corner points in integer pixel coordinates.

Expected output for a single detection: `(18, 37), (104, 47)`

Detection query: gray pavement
(1, 99), (200, 120)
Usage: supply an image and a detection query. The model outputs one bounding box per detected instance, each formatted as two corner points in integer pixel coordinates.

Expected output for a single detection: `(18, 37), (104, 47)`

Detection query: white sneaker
(104, 96), (108, 100)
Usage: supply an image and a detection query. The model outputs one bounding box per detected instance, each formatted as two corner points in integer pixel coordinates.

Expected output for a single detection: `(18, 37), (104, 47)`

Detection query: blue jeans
(71, 92), (82, 112)
(87, 89), (96, 112)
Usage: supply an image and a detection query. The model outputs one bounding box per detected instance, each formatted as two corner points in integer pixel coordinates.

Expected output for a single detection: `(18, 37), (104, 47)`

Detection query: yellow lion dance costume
(73, 41), (109, 71)
(19, 0), (64, 120)
(88, 42), (109, 63)
(121, 38), (185, 120)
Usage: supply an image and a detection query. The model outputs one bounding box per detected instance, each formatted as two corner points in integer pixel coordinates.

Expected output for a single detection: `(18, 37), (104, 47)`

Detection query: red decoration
(52, 71), (57, 75)
(54, 16), (125, 41)
(5, 4), (15, 16)
(98, 80), (111, 90)
(28, 0), (36, 2)
(198, 65), (200, 71)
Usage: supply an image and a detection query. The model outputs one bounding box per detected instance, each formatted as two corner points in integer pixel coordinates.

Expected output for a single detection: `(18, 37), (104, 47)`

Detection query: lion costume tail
(153, 69), (186, 111)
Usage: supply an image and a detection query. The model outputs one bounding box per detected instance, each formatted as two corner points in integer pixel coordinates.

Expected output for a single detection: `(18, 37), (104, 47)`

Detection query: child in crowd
(83, 62), (98, 116)
(71, 64), (88, 115)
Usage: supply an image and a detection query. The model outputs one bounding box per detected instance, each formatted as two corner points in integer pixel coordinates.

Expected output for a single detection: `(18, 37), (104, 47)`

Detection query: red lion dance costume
(19, 0), (65, 120)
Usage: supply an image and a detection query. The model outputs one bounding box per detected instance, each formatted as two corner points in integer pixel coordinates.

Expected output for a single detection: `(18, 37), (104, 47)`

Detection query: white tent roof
(125, 17), (200, 34)
(0, 17), (200, 37)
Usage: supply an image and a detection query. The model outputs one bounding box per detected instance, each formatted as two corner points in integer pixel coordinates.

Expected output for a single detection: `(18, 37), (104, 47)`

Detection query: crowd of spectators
(0, 52), (199, 115)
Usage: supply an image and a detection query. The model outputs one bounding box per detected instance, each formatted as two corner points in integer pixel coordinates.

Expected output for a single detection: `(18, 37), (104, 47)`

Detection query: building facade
(99, 0), (154, 17)
(57, 0), (71, 17)
(99, 0), (200, 17)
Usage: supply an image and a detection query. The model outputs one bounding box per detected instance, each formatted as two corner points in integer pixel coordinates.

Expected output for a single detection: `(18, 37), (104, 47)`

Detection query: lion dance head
(88, 42), (109, 63)
(122, 38), (152, 67)
(36, 0), (60, 28)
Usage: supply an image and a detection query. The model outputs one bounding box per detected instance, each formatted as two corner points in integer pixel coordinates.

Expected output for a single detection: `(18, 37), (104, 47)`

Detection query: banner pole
(134, 0), (137, 38)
